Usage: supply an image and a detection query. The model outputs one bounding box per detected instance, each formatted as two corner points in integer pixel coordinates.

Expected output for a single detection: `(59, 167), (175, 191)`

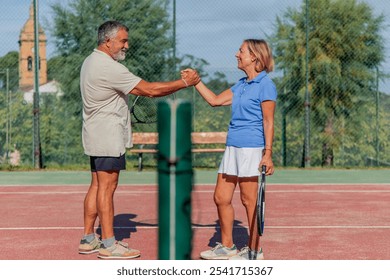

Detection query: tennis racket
(130, 95), (174, 124)
(257, 165), (266, 236)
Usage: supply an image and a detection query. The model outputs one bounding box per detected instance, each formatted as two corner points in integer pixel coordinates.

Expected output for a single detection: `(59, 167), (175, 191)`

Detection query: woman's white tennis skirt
(218, 146), (263, 177)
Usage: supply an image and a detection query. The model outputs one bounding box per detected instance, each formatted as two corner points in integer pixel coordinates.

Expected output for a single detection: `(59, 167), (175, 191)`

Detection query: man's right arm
(130, 69), (200, 97)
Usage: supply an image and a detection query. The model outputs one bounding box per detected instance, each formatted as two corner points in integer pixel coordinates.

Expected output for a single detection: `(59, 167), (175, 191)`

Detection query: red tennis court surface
(1, 183), (389, 260)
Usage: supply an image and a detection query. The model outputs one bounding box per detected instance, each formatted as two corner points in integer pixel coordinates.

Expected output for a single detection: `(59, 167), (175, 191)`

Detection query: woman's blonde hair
(244, 39), (274, 73)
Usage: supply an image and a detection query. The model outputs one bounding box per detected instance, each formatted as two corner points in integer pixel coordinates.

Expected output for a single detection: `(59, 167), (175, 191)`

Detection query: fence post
(304, 0), (311, 168)
(33, 0), (42, 169)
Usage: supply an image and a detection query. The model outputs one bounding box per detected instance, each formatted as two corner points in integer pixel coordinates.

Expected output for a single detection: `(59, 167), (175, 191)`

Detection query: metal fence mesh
(0, 0), (389, 169)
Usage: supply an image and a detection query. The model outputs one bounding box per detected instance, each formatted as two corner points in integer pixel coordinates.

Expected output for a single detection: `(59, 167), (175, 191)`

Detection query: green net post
(158, 99), (193, 260)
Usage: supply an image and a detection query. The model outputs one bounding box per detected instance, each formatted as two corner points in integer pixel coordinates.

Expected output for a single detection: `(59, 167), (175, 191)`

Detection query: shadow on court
(193, 219), (249, 249)
(96, 213), (157, 241)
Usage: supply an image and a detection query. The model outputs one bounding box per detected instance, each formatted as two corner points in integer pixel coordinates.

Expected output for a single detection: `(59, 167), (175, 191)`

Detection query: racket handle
(261, 165), (266, 174)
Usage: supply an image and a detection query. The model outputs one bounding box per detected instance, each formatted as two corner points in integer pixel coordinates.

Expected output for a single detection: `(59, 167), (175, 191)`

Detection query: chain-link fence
(0, 0), (389, 169)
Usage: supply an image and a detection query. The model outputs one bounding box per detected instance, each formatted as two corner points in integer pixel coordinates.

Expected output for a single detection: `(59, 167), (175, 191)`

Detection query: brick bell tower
(19, 2), (47, 91)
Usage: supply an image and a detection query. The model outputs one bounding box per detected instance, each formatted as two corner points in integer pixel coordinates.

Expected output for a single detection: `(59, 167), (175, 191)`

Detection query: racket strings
(132, 98), (158, 123)
(131, 95), (175, 124)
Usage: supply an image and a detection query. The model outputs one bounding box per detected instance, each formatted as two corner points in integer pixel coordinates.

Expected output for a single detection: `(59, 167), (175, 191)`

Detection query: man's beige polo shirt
(80, 49), (141, 157)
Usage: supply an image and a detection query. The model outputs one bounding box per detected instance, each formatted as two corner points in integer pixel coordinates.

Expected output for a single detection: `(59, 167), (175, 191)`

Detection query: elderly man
(78, 20), (200, 259)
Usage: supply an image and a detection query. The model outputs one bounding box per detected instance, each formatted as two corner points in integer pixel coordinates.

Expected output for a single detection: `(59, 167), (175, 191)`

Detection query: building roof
(23, 80), (63, 103)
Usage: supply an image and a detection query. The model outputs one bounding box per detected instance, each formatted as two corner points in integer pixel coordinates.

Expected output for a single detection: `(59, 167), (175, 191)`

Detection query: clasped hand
(181, 68), (200, 86)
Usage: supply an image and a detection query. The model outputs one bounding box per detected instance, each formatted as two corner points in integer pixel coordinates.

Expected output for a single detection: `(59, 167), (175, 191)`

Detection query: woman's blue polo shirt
(226, 71), (277, 148)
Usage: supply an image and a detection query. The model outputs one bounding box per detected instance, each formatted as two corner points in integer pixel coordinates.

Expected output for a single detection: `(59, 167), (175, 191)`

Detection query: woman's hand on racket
(259, 150), (274, 176)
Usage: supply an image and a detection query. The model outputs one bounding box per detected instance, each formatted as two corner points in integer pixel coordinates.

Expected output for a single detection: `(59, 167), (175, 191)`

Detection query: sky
(1, 0), (390, 91)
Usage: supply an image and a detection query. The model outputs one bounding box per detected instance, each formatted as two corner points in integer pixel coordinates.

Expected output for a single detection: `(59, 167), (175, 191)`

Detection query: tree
(46, 0), (175, 164)
(49, 0), (173, 114)
(273, 0), (385, 166)
(0, 51), (19, 92)
(0, 91), (32, 166)
(0, 51), (20, 165)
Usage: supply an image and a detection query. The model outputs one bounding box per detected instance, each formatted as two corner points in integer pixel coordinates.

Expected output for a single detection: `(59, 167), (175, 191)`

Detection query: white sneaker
(200, 242), (238, 260)
(229, 247), (264, 260)
(98, 241), (140, 259)
(78, 236), (101, 254)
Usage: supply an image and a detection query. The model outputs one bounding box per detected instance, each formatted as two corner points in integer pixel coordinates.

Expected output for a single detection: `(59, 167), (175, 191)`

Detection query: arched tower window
(27, 56), (33, 71)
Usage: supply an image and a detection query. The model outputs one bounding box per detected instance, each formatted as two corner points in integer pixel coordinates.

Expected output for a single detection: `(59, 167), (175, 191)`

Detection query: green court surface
(0, 168), (388, 185)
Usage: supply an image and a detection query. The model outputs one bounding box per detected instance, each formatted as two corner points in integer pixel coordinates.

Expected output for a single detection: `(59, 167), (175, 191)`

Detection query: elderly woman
(184, 39), (277, 260)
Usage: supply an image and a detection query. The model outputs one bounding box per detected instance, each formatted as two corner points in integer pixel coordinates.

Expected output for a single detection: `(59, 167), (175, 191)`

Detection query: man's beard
(113, 49), (126, 61)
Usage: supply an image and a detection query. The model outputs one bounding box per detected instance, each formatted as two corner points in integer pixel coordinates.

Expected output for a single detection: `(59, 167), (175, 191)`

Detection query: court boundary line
(2, 189), (390, 195)
(1, 183), (390, 187)
(2, 225), (390, 230)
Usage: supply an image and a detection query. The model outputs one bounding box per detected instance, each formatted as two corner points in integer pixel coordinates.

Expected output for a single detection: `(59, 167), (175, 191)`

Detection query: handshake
(180, 68), (201, 87)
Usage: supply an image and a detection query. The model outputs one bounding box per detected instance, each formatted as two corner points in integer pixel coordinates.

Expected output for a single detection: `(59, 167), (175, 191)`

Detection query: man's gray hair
(97, 21), (129, 45)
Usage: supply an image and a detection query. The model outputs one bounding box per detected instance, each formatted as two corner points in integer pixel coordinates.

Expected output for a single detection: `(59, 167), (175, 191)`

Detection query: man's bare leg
(96, 170), (119, 240)
(83, 172), (99, 235)
(79, 172), (101, 254)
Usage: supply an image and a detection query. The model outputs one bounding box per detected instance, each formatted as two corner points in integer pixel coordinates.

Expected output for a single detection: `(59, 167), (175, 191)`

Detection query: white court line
(0, 191), (158, 195)
(195, 190), (390, 193)
(196, 183), (390, 186)
(0, 226), (155, 230)
(2, 189), (390, 195)
(1, 225), (390, 231)
(1, 183), (389, 188)
(0, 184), (91, 187)
(267, 190), (390, 193)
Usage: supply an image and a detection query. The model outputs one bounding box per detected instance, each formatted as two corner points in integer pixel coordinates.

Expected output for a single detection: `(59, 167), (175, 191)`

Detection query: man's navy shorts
(90, 154), (126, 172)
